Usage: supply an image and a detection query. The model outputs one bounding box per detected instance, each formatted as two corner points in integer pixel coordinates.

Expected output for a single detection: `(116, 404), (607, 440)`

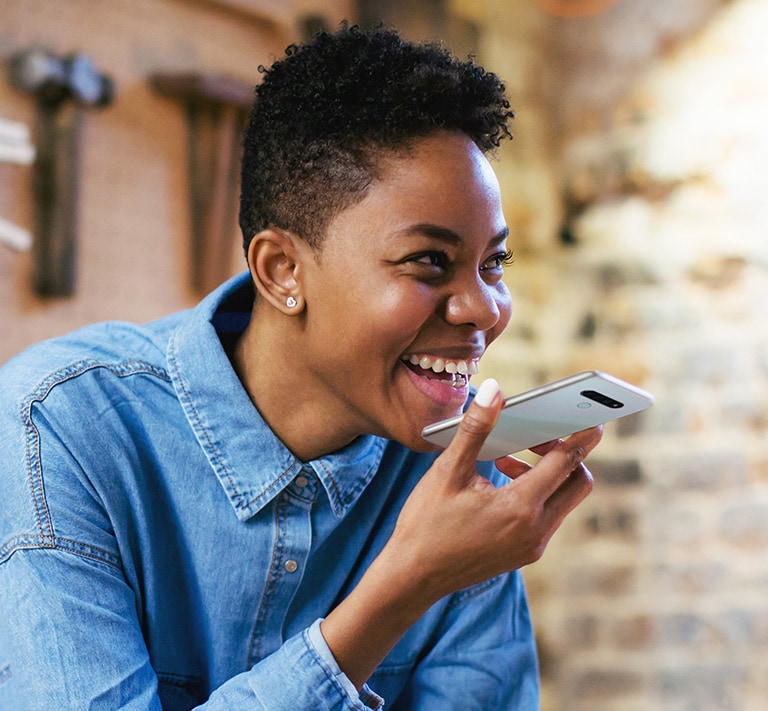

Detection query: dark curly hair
(239, 24), (514, 251)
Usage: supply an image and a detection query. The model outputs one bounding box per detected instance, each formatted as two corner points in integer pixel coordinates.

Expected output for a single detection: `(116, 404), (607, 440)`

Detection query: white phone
(421, 371), (654, 461)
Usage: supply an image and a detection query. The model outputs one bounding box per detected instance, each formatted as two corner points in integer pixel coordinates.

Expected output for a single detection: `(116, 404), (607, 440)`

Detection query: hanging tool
(11, 47), (114, 297)
(150, 71), (253, 295)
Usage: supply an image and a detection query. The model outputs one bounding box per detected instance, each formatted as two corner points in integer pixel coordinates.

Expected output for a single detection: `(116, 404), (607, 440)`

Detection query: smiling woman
(0, 24), (602, 711)
(236, 131), (514, 459)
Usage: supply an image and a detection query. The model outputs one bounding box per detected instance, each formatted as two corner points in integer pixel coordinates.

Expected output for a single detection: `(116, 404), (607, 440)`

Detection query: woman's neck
(231, 309), (362, 462)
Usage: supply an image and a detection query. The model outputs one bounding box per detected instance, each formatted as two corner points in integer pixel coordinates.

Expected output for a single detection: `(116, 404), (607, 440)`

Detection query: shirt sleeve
(0, 549), (383, 710)
(201, 620), (383, 710)
(0, 548), (163, 710)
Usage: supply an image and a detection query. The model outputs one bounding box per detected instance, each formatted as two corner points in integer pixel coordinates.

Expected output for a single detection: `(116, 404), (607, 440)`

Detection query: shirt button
(295, 475), (309, 488)
(284, 560), (299, 573)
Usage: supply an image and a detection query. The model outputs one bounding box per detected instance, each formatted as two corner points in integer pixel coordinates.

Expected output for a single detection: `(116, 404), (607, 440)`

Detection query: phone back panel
(421, 371), (654, 460)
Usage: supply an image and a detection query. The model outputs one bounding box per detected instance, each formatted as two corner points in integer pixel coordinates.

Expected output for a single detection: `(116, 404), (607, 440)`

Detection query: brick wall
(476, 0), (768, 708)
(0, 0), (354, 362)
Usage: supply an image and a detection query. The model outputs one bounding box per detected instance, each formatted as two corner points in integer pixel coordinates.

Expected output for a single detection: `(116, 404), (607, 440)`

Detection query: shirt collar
(166, 272), (385, 521)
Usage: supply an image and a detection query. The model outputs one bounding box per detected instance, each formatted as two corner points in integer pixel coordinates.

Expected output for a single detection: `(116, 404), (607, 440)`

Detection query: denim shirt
(0, 273), (538, 710)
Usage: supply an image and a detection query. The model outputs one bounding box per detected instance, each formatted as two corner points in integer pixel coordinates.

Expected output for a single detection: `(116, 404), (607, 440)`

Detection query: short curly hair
(239, 24), (514, 251)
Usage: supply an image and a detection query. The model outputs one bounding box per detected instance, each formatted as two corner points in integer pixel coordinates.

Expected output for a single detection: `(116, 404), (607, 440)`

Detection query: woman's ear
(246, 229), (307, 314)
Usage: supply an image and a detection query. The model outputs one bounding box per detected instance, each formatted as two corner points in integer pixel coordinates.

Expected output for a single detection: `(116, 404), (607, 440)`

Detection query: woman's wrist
(320, 546), (436, 689)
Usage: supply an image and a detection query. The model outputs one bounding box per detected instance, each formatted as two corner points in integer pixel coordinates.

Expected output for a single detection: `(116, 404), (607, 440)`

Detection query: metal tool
(150, 71), (252, 295)
(11, 48), (113, 297)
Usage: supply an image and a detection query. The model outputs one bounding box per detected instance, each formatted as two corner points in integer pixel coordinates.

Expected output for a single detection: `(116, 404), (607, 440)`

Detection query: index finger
(438, 378), (503, 475)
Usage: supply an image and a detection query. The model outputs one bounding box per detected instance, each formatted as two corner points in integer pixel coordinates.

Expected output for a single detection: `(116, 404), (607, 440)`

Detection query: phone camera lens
(580, 389), (624, 409)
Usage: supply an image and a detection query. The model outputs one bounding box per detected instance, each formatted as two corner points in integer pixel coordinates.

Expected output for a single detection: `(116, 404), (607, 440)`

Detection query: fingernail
(474, 378), (500, 408)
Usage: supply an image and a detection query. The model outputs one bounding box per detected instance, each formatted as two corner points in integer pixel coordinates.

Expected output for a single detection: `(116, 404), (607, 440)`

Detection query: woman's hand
(321, 378), (602, 689)
(384, 378), (601, 602)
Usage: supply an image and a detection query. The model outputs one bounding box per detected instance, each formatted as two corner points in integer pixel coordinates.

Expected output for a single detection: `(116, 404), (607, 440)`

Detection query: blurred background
(1, 1), (767, 708)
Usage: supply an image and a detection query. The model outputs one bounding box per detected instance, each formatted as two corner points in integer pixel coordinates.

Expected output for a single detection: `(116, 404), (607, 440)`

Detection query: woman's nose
(444, 277), (510, 331)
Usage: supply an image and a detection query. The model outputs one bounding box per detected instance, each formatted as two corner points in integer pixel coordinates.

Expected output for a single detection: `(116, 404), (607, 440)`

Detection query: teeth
(402, 354), (479, 379)
(450, 372), (467, 388)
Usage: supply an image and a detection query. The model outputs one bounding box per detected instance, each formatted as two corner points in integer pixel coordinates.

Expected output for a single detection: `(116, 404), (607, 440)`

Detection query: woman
(0, 25), (600, 710)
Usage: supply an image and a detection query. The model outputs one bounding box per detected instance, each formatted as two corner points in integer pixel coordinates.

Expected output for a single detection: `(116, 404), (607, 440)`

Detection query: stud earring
(286, 296), (297, 308)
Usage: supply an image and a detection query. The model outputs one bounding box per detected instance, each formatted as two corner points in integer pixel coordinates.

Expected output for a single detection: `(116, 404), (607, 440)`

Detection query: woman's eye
(410, 251), (450, 270)
(481, 249), (514, 272)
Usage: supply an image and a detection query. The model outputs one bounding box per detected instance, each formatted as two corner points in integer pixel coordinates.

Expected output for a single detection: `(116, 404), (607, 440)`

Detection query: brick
(655, 613), (709, 647)
(566, 564), (637, 596)
(596, 262), (658, 290)
(583, 507), (638, 538)
(588, 458), (643, 486)
(654, 562), (729, 596)
(712, 609), (759, 647)
(752, 458), (768, 484)
(679, 345), (746, 386)
(613, 614), (655, 650)
(568, 668), (644, 700)
(656, 665), (746, 709)
(721, 396), (768, 433)
(720, 502), (768, 548)
(564, 613), (599, 649)
(650, 453), (749, 490)
(688, 255), (747, 289)
(648, 504), (704, 547)
(740, 609), (768, 646)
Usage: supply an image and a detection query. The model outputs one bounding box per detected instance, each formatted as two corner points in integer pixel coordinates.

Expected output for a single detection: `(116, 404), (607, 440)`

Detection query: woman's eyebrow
(398, 224), (509, 246)
(488, 226), (510, 246)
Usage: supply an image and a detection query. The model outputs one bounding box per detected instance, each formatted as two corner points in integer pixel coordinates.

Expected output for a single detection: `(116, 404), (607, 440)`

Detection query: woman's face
(295, 131), (512, 452)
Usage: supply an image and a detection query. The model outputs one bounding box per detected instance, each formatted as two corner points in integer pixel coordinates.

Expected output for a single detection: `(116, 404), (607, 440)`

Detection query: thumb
(438, 378), (503, 478)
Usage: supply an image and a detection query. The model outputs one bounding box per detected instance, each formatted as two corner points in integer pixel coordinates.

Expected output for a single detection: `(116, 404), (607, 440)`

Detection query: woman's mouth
(400, 354), (480, 389)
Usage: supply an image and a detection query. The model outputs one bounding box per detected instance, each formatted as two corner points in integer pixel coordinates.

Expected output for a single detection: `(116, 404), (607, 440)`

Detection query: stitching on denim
(339, 437), (386, 507)
(17, 359), (170, 563)
(54, 537), (122, 570)
(237, 462), (298, 516)
(248, 495), (285, 666)
(314, 459), (344, 513)
(168, 332), (299, 516)
(166, 343), (244, 508)
(0, 537), (52, 566)
(315, 437), (386, 515)
(0, 538), (124, 573)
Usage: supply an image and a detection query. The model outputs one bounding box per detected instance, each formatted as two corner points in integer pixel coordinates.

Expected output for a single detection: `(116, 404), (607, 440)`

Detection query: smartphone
(421, 370), (654, 461)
